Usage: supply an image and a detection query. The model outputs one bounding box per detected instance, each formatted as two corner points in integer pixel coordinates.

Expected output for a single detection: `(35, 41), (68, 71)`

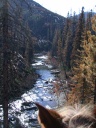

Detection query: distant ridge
(22, 0), (65, 41)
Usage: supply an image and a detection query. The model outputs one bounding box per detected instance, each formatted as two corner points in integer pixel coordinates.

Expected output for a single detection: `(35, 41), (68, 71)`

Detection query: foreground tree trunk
(2, 0), (9, 127)
(94, 79), (96, 104)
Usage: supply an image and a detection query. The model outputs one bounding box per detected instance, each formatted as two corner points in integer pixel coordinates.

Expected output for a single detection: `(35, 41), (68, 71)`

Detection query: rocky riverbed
(0, 53), (66, 127)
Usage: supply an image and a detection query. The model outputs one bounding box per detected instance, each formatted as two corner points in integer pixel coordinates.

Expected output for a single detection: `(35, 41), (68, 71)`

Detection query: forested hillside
(50, 7), (96, 105)
(0, 0), (38, 127)
(21, 0), (65, 51)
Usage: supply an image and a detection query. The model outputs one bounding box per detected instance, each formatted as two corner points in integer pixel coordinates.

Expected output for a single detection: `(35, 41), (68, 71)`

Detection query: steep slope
(23, 0), (65, 41)
(9, 0), (65, 51)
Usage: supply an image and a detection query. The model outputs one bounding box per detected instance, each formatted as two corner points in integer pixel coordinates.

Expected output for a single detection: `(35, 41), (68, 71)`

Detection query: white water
(9, 54), (58, 127)
(0, 54), (65, 127)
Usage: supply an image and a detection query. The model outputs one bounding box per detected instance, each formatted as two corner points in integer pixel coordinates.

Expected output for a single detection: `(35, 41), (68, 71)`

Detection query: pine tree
(62, 12), (70, 48)
(86, 10), (93, 31)
(90, 15), (96, 103)
(63, 16), (71, 69)
(2, 0), (10, 127)
(63, 13), (77, 69)
(51, 29), (60, 56)
(68, 15), (96, 104)
(0, 0), (34, 127)
(71, 7), (85, 67)
(58, 12), (71, 78)
(57, 31), (63, 63)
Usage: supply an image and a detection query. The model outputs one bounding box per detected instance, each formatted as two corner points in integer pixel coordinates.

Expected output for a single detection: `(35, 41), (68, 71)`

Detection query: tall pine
(71, 7), (85, 67)
(68, 15), (96, 104)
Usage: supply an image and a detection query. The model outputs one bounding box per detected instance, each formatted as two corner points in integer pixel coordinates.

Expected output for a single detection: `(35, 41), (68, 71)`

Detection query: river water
(0, 53), (65, 127)
(7, 53), (63, 127)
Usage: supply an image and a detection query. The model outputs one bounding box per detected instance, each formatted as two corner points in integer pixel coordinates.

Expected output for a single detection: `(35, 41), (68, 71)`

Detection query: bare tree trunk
(2, 0), (9, 127)
(81, 78), (86, 104)
(94, 79), (96, 104)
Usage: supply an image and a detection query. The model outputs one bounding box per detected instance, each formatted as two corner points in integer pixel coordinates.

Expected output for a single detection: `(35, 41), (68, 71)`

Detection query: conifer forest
(0, 0), (96, 127)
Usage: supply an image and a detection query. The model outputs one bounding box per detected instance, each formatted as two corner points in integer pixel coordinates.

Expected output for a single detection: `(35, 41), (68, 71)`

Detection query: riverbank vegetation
(0, 0), (38, 127)
(50, 8), (96, 105)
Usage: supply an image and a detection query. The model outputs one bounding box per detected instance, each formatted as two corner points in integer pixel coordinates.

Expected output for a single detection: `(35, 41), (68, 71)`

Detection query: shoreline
(9, 71), (39, 102)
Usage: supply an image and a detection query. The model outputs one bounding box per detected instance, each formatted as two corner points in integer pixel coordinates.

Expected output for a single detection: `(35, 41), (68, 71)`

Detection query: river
(6, 54), (64, 128)
(0, 53), (65, 127)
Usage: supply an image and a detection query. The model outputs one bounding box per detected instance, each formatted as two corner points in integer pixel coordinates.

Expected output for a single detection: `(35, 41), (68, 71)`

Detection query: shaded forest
(0, 0), (38, 127)
(0, 0), (96, 127)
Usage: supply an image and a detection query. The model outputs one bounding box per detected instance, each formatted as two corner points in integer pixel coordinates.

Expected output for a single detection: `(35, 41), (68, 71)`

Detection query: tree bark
(94, 79), (96, 104)
(3, 0), (9, 127)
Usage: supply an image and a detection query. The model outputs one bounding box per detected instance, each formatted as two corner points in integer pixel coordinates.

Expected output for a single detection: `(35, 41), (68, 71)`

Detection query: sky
(33, 0), (96, 17)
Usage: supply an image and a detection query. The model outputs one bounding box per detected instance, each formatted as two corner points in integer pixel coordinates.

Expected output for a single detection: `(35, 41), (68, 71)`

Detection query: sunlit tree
(68, 15), (96, 104)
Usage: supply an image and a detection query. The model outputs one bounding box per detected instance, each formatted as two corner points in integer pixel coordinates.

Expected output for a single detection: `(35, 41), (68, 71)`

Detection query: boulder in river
(51, 70), (60, 74)
(21, 106), (38, 112)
